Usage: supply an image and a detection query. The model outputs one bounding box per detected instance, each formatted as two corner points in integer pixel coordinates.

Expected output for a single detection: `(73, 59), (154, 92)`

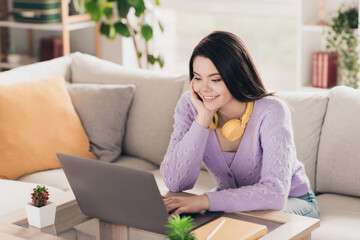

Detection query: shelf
(0, 15), (95, 32)
(302, 24), (326, 32)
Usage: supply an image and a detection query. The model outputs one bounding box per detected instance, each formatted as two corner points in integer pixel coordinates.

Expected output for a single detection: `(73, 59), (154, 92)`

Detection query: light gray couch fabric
(0, 56), (71, 84)
(316, 86), (360, 197)
(312, 194), (360, 240)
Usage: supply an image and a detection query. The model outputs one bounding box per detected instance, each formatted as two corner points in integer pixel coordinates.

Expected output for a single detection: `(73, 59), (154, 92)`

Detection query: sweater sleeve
(160, 92), (210, 192)
(206, 101), (294, 212)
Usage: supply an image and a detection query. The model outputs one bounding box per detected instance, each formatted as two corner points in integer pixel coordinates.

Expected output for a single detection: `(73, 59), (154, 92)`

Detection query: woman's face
(192, 56), (234, 112)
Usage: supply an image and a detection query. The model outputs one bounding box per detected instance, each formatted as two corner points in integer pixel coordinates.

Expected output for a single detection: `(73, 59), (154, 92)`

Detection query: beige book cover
(193, 216), (267, 240)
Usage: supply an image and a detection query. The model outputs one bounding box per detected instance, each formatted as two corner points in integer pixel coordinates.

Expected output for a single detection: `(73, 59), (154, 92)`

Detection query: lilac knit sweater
(160, 91), (310, 212)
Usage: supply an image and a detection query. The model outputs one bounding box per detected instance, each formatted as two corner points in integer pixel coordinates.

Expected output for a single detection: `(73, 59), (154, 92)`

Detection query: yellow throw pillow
(0, 75), (96, 180)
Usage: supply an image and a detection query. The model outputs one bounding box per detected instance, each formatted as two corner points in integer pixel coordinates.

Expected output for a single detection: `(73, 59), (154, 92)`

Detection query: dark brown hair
(189, 31), (272, 102)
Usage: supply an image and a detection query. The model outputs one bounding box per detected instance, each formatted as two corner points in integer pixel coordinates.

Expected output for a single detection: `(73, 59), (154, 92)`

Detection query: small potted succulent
(166, 215), (196, 240)
(25, 185), (56, 228)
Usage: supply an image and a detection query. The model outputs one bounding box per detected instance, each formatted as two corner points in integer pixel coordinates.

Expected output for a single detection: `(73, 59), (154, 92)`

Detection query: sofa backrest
(0, 56), (72, 84)
(70, 52), (187, 167)
(316, 86), (360, 197)
(276, 91), (329, 190)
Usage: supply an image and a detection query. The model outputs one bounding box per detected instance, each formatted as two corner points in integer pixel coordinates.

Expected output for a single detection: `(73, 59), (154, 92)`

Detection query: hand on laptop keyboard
(164, 194), (210, 217)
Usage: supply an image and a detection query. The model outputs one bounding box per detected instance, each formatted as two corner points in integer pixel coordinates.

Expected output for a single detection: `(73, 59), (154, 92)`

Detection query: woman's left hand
(164, 194), (210, 217)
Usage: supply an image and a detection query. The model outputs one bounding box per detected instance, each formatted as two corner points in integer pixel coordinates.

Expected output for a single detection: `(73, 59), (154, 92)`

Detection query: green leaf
(155, 0), (160, 6)
(158, 20), (164, 32)
(126, 0), (139, 7)
(157, 54), (164, 68)
(104, 6), (113, 20)
(108, 24), (117, 40)
(166, 215), (195, 240)
(117, 0), (131, 18)
(85, 1), (103, 22)
(147, 54), (156, 64)
(101, 22), (116, 40)
(114, 21), (131, 37)
(141, 24), (153, 42)
(137, 52), (142, 59)
(134, 0), (145, 17)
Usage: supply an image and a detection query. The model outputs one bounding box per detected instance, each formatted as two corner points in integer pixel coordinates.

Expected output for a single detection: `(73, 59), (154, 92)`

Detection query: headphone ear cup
(209, 112), (218, 130)
(221, 119), (245, 141)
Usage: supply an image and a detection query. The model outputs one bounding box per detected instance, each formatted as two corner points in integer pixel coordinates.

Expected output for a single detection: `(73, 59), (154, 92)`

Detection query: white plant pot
(7, 54), (21, 64)
(25, 201), (56, 228)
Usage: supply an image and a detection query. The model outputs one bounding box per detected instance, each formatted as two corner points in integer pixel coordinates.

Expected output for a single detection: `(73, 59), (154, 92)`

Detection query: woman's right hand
(189, 80), (216, 128)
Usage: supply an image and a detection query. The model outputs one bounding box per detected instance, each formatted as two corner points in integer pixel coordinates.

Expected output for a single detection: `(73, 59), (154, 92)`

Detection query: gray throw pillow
(67, 83), (135, 163)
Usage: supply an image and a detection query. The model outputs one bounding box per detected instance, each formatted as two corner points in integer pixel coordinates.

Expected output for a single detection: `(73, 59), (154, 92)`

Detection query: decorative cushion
(18, 169), (72, 192)
(316, 86), (360, 197)
(67, 83), (135, 163)
(276, 91), (329, 190)
(70, 52), (187, 166)
(0, 76), (96, 180)
(312, 193), (360, 240)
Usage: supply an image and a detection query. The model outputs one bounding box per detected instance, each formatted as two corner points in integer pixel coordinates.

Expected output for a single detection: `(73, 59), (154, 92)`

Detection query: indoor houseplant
(325, 5), (360, 89)
(166, 215), (196, 240)
(25, 185), (56, 228)
(85, 0), (164, 69)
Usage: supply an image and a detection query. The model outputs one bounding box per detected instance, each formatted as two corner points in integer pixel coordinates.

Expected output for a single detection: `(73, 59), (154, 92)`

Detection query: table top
(0, 189), (319, 240)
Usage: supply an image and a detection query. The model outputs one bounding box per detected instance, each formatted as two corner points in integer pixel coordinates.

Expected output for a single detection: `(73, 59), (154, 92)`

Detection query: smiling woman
(160, 31), (320, 219)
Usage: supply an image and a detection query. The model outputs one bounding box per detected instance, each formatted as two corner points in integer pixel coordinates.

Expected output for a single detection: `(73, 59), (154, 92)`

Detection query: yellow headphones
(209, 102), (254, 141)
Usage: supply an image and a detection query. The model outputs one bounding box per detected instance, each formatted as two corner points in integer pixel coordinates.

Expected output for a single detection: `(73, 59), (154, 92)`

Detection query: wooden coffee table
(0, 190), (319, 240)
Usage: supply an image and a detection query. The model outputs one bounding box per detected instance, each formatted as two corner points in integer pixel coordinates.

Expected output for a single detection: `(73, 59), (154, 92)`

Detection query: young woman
(160, 31), (319, 218)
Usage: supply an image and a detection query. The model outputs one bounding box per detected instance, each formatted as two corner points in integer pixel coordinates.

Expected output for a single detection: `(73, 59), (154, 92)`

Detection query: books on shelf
(312, 52), (337, 88)
(193, 216), (267, 240)
(40, 37), (63, 61)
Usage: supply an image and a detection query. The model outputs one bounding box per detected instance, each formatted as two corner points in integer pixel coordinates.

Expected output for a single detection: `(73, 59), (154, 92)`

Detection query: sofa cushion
(0, 76), (96, 180)
(0, 180), (64, 216)
(0, 55), (72, 84)
(67, 83), (135, 163)
(276, 91), (328, 190)
(316, 86), (360, 196)
(312, 194), (360, 240)
(71, 52), (187, 166)
(17, 169), (71, 192)
(113, 155), (158, 171)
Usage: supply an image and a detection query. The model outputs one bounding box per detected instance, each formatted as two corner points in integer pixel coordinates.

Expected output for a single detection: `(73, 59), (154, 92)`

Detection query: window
(154, 0), (298, 91)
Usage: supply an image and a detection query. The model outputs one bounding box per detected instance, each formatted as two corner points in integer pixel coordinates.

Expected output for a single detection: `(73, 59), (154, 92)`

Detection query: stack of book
(40, 37), (63, 61)
(312, 52), (338, 88)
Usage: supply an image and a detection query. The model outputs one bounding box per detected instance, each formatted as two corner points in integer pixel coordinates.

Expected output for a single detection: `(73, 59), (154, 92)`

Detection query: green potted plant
(25, 185), (56, 228)
(325, 5), (360, 89)
(166, 215), (196, 240)
(85, 0), (164, 69)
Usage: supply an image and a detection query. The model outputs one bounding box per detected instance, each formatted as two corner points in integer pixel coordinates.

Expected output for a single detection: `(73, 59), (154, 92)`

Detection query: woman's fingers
(169, 207), (186, 218)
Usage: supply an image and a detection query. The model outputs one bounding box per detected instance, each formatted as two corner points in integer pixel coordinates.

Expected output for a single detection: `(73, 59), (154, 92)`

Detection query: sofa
(0, 52), (359, 240)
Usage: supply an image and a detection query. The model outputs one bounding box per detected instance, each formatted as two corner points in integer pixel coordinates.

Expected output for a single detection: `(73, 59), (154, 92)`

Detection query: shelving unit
(0, 0), (101, 71)
(298, 0), (359, 90)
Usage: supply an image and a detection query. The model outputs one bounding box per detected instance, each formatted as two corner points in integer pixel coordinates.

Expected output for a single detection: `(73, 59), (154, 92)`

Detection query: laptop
(57, 153), (223, 235)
